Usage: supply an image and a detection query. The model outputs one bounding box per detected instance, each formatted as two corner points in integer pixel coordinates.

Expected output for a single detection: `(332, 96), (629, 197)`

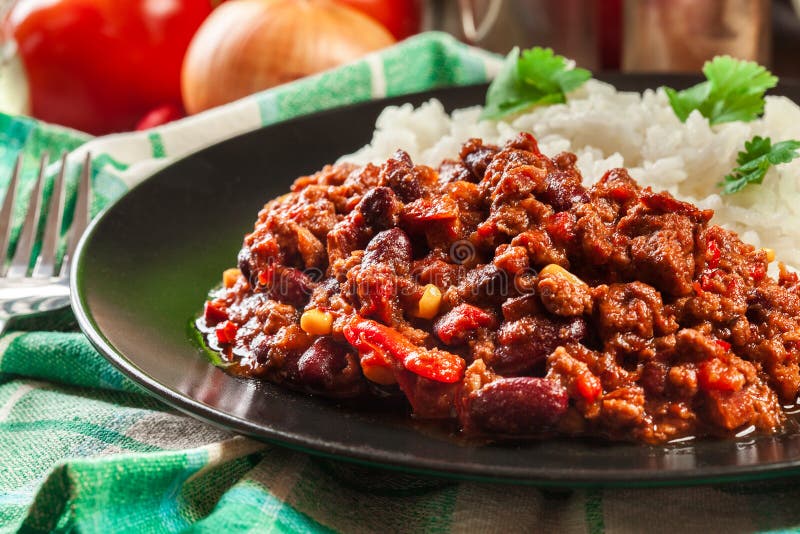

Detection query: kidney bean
(358, 187), (400, 230)
(438, 160), (473, 184)
(297, 337), (349, 388)
(540, 171), (589, 212)
(492, 316), (587, 375)
(266, 267), (316, 307)
(251, 336), (273, 365)
(237, 247), (254, 283)
(363, 228), (412, 273)
(459, 264), (509, 305)
(640, 361), (668, 396)
(459, 138), (499, 181)
(381, 150), (423, 202)
(501, 294), (542, 322)
(468, 377), (568, 434)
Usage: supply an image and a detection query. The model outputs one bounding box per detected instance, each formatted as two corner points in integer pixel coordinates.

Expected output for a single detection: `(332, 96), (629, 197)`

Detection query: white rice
(342, 80), (800, 268)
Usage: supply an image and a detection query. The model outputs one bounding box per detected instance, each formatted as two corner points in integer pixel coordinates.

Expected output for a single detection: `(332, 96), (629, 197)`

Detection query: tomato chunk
(204, 300), (228, 325)
(750, 262), (767, 282)
(706, 238), (721, 269)
(434, 304), (495, 345)
(215, 320), (238, 344)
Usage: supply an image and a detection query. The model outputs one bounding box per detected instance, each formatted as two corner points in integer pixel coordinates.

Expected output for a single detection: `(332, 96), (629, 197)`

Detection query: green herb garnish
(664, 56), (777, 125)
(720, 136), (800, 194)
(481, 46), (591, 120)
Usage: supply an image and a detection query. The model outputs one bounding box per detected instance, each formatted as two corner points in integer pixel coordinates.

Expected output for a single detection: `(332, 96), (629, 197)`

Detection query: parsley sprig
(481, 47), (591, 120)
(664, 56), (777, 125)
(720, 136), (800, 194)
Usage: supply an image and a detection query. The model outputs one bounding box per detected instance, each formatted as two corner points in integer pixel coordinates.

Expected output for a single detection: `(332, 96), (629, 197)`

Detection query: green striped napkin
(2, 32), (800, 533)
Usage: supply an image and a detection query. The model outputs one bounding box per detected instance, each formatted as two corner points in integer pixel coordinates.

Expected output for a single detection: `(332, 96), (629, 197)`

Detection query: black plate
(72, 74), (800, 487)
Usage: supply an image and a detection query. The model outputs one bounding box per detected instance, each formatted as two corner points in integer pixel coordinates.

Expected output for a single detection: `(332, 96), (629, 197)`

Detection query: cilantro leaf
(720, 136), (800, 194)
(482, 47), (591, 120)
(664, 56), (777, 125)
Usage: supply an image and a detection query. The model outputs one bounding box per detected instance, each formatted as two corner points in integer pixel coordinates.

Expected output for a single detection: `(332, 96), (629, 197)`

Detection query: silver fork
(0, 152), (91, 332)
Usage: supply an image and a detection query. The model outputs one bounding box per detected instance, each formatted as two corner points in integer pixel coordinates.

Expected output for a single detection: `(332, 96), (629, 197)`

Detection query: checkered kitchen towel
(2, 32), (800, 534)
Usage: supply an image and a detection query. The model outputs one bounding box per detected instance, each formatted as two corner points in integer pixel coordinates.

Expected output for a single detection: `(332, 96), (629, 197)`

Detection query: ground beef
(198, 133), (800, 444)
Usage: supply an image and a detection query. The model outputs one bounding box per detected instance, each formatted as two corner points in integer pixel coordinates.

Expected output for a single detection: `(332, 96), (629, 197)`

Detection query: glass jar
(427, 0), (600, 70)
(622, 0), (771, 72)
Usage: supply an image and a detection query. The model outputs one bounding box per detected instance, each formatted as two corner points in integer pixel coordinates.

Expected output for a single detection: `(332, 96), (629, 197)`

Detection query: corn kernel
(300, 309), (333, 335)
(764, 248), (776, 263)
(417, 284), (442, 319)
(362, 363), (397, 385)
(222, 268), (241, 288)
(539, 263), (588, 288)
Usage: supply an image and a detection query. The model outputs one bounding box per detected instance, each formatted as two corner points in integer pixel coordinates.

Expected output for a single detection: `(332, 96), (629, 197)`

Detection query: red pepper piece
(697, 359), (744, 392)
(750, 262), (767, 282)
(715, 339), (731, 352)
(700, 269), (724, 292)
(476, 220), (497, 238)
(204, 300), (228, 325)
(433, 304), (495, 345)
(706, 239), (721, 269)
(215, 320), (238, 344)
(575, 372), (602, 403)
(343, 316), (465, 383)
(609, 185), (636, 203)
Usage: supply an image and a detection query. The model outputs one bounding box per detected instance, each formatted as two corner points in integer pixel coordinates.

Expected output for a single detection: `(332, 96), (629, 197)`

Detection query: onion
(181, 0), (395, 114)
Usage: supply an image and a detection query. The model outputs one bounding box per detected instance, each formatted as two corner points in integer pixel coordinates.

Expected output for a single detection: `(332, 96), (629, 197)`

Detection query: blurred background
(1, 0), (799, 135)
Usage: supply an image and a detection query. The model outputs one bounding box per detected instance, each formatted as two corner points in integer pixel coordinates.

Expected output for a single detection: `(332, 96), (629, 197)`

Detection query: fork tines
(0, 152), (91, 279)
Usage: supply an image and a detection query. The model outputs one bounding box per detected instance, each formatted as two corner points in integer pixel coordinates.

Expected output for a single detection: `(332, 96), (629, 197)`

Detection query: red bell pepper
(343, 315), (465, 384)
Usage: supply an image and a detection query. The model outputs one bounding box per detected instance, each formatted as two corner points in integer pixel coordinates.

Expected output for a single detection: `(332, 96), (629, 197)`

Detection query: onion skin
(181, 0), (396, 114)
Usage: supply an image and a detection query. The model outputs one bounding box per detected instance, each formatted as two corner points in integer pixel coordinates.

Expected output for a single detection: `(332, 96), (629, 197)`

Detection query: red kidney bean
(237, 247), (254, 283)
(381, 150), (423, 202)
(492, 316), (587, 375)
(540, 171), (589, 212)
(267, 267), (316, 307)
(363, 228), (412, 273)
(297, 337), (349, 388)
(459, 264), (509, 305)
(358, 186), (400, 230)
(460, 138), (499, 181)
(438, 160), (473, 184)
(468, 377), (568, 434)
